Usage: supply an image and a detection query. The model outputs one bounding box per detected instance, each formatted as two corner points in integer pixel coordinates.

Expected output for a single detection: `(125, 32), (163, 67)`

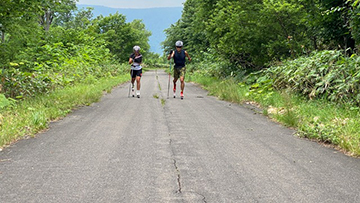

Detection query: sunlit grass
(0, 74), (129, 148)
(189, 73), (360, 157)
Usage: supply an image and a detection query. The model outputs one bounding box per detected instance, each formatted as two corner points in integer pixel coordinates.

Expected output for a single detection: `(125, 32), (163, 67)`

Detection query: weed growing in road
(161, 98), (166, 106)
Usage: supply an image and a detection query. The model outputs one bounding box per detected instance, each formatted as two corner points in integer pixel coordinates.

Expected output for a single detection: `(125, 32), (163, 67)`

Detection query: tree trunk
(312, 36), (317, 50)
(1, 30), (4, 43)
(45, 9), (51, 31)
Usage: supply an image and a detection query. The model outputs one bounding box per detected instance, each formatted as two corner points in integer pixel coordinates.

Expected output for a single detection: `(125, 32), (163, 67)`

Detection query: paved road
(1, 70), (360, 202)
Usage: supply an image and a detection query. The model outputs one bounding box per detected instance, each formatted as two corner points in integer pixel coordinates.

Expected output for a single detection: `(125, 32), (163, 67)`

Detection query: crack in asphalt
(169, 138), (182, 194)
(157, 70), (183, 194)
(158, 70), (206, 201)
(173, 158), (182, 194)
(187, 191), (207, 203)
(198, 193), (208, 203)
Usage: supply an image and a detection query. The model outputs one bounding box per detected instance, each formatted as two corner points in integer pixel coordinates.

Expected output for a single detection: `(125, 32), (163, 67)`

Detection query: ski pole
(128, 69), (133, 98)
(167, 60), (172, 99)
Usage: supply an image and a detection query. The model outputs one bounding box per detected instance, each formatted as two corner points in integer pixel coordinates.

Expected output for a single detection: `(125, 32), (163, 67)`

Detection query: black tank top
(174, 50), (186, 68)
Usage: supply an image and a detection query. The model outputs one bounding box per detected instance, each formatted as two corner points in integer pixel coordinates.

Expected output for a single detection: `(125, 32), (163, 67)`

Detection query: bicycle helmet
(175, 41), (183, 47)
(133, 45), (141, 51)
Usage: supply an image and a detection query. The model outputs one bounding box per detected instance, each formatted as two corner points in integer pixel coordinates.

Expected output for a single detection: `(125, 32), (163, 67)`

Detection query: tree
(0, 0), (43, 67)
(162, 0), (209, 57)
(318, 0), (355, 53)
(349, 0), (360, 47)
(259, 0), (309, 60)
(94, 13), (151, 62)
(128, 19), (151, 55)
(38, 0), (77, 31)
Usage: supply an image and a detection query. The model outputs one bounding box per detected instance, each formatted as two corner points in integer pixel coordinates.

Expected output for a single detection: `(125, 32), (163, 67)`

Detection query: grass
(153, 94), (159, 99)
(0, 74), (129, 148)
(160, 98), (166, 106)
(2, 68), (359, 156)
(189, 73), (360, 157)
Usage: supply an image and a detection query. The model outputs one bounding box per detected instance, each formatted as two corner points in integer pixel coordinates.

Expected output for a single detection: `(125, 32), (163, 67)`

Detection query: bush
(262, 50), (360, 105)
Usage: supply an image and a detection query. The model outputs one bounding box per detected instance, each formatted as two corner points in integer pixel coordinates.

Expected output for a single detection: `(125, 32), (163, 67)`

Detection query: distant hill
(76, 5), (183, 54)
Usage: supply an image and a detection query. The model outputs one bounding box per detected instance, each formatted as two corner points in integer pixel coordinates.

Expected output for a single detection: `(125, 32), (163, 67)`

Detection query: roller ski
(132, 85), (135, 97)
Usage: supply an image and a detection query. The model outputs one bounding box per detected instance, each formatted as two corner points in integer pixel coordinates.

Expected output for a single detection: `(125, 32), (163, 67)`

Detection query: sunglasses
(176, 46), (182, 48)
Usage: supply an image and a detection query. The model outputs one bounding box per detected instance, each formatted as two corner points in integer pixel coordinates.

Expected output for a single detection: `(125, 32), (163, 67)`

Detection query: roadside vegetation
(0, 1), (163, 148)
(0, 70), (129, 147)
(188, 56), (360, 156)
(2, 0), (360, 157)
(162, 0), (360, 156)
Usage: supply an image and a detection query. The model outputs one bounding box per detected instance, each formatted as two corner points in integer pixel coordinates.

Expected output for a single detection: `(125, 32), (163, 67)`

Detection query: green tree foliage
(128, 19), (151, 56)
(320, 1), (355, 51)
(0, 0), (41, 65)
(0, 1), (152, 99)
(38, 0), (77, 31)
(163, 0), (209, 57)
(207, 0), (264, 68)
(163, 0), (360, 75)
(93, 13), (151, 62)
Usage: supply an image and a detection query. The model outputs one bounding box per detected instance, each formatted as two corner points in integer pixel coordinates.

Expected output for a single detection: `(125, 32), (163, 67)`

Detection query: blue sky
(77, 0), (185, 8)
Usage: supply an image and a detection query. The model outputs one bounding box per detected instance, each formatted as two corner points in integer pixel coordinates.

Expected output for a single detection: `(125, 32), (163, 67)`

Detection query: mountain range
(76, 5), (183, 54)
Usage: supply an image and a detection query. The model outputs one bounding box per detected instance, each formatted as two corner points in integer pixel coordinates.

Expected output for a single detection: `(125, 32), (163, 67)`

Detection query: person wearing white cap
(167, 41), (191, 99)
(129, 45), (143, 98)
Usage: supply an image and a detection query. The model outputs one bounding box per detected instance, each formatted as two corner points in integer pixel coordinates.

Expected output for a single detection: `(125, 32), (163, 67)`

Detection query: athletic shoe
(180, 92), (184, 100)
(137, 92), (140, 98)
(132, 88), (135, 97)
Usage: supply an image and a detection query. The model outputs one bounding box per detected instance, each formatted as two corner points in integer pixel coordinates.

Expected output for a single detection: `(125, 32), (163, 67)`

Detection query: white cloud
(77, 0), (185, 8)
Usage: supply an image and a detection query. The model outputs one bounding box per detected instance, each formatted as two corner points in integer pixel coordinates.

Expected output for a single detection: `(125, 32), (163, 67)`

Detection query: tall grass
(188, 73), (248, 103)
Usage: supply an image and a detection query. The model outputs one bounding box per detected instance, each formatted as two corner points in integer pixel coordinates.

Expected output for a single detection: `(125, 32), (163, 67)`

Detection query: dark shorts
(130, 69), (142, 78)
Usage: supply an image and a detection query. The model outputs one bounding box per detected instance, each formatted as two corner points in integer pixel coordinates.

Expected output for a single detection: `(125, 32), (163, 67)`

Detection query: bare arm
(185, 51), (191, 62)
(167, 51), (174, 60)
(129, 57), (133, 64)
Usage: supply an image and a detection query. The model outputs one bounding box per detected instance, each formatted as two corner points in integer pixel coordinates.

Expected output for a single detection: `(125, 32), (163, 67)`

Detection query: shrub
(263, 50), (360, 105)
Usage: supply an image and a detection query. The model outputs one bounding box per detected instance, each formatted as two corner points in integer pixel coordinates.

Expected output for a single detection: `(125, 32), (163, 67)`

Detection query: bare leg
(180, 76), (185, 93)
(173, 78), (178, 89)
(131, 77), (135, 97)
(136, 76), (141, 90)
(180, 76), (185, 99)
(131, 78), (135, 87)
(173, 78), (178, 98)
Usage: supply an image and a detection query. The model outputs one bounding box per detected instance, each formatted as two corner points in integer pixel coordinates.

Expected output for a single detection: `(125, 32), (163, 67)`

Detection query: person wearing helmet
(129, 45), (143, 98)
(167, 41), (191, 99)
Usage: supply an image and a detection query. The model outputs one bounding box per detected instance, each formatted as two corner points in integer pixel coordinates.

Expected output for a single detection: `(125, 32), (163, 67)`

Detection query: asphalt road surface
(1, 70), (360, 203)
